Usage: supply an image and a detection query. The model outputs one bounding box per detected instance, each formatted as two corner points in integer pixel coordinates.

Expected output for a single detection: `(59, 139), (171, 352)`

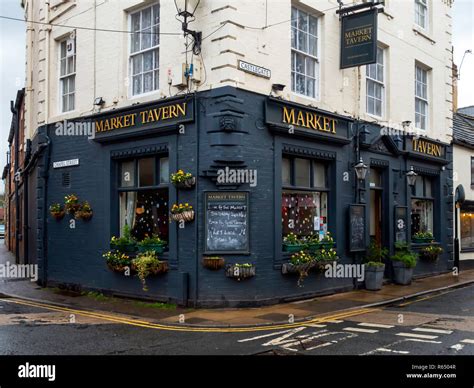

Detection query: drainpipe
(11, 101), (20, 263)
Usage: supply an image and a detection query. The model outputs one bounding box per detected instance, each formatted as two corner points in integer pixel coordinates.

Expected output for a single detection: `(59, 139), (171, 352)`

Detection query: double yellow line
(0, 297), (378, 333)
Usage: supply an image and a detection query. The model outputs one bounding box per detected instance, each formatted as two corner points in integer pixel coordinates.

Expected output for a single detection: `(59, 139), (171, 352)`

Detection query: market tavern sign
(340, 8), (378, 69)
(411, 138), (445, 158)
(282, 106), (337, 134)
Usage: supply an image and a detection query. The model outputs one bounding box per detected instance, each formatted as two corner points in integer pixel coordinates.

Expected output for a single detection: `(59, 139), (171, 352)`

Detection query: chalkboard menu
(395, 206), (408, 243)
(205, 192), (249, 254)
(349, 204), (366, 252)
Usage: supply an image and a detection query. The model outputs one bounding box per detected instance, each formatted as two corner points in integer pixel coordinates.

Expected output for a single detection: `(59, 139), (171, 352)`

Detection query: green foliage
(133, 301), (176, 310)
(110, 224), (136, 249)
(49, 203), (63, 213)
(413, 231), (434, 240)
(365, 261), (385, 268)
(391, 243), (418, 268)
(138, 234), (166, 247)
(290, 251), (314, 265)
(366, 241), (388, 264)
(283, 232), (301, 245)
(422, 245), (443, 255)
(315, 247), (338, 262)
(132, 251), (164, 291)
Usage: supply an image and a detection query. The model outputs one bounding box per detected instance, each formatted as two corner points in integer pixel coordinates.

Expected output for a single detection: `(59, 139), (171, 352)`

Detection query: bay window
(282, 157), (328, 240)
(118, 156), (169, 243)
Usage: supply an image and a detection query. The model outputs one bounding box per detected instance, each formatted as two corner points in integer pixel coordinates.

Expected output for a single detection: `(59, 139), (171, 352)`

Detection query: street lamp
(174, 0), (202, 54)
(354, 158), (368, 181)
(406, 166), (418, 187)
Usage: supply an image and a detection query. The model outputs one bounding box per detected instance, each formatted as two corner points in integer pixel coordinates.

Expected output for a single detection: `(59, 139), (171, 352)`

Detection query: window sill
(460, 248), (474, 253)
(412, 27), (436, 45)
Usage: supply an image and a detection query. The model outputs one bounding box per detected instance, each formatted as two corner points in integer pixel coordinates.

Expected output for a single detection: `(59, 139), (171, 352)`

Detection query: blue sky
(0, 0), (472, 193)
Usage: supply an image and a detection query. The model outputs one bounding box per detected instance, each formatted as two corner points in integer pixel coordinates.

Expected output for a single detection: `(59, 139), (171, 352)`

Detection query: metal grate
(62, 172), (71, 188)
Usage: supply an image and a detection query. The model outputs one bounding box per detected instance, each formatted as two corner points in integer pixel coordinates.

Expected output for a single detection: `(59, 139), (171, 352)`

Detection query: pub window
(59, 37), (76, 113)
(366, 47), (385, 117)
(414, 0), (428, 30)
(415, 64), (429, 130)
(291, 6), (319, 99)
(118, 155), (169, 243)
(460, 206), (474, 251)
(411, 175), (434, 237)
(282, 156), (329, 241)
(130, 3), (160, 96)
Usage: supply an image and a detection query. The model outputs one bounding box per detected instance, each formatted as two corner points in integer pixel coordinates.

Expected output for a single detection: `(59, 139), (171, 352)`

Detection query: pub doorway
(369, 168), (384, 247)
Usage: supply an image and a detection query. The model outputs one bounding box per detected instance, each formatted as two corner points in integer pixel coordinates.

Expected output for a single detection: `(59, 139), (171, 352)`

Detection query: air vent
(62, 172), (71, 188)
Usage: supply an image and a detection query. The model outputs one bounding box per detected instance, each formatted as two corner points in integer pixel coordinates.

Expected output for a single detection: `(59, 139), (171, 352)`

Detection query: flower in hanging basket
(170, 203), (195, 222)
(170, 170), (196, 189)
(132, 251), (168, 291)
(138, 234), (167, 254)
(420, 245), (443, 261)
(74, 201), (93, 221)
(49, 203), (65, 221)
(64, 194), (80, 214)
(287, 250), (316, 286)
(103, 251), (132, 273)
(314, 248), (339, 272)
(202, 256), (225, 270)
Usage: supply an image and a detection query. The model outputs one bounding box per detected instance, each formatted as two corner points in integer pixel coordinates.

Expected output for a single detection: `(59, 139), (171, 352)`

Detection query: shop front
(33, 86), (453, 307)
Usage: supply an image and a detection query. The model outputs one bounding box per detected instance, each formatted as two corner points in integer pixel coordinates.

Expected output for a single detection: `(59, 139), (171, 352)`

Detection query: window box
(137, 243), (166, 255)
(283, 243), (306, 253)
(225, 264), (256, 281)
(202, 256), (225, 271)
(412, 237), (434, 244)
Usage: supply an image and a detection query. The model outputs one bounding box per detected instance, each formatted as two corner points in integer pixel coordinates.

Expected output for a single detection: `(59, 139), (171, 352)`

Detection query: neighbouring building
(19, 0), (455, 306)
(453, 106), (474, 267)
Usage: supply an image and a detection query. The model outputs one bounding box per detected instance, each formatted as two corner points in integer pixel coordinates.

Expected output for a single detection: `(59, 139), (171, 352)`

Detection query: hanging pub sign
(340, 8), (378, 69)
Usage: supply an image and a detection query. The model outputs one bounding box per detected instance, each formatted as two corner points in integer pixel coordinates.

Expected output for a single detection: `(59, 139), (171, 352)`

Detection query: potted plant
(391, 243), (418, 285)
(364, 241), (389, 291)
(225, 263), (256, 281)
(420, 245), (443, 262)
(110, 225), (137, 253)
(314, 247), (338, 272)
(319, 232), (335, 250)
(74, 201), (93, 221)
(138, 234), (167, 254)
(283, 232), (305, 253)
(170, 203), (195, 222)
(170, 170), (196, 189)
(202, 256), (225, 270)
(132, 251), (168, 291)
(103, 251), (132, 273)
(49, 203), (65, 221)
(64, 194), (80, 214)
(412, 231), (435, 244)
(282, 250), (316, 287)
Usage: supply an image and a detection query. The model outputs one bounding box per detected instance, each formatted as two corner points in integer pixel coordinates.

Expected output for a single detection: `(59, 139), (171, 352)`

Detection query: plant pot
(110, 243), (137, 253)
(75, 211), (93, 221)
(365, 264), (385, 291)
(171, 210), (195, 222)
(50, 211), (65, 221)
(281, 262), (315, 275)
(202, 257), (225, 270)
(174, 177), (196, 189)
(225, 265), (255, 280)
(392, 261), (414, 285)
(138, 243), (166, 254)
(283, 243), (305, 253)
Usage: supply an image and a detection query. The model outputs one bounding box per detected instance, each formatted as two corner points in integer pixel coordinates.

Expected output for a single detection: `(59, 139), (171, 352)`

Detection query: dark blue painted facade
(31, 86), (454, 307)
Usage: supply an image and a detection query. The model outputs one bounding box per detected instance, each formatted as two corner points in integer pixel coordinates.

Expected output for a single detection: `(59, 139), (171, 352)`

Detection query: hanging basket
(50, 211), (65, 221)
(281, 262), (316, 275)
(75, 211), (93, 221)
(174, 177), (196, 190)
(420, 252), (439, 262)
(202, 257), (225, 270)
(65, 203), (81, 215)
(107, 262), (132, 274)
(170, 210), (195, 223)
(225, 265), (256, 281)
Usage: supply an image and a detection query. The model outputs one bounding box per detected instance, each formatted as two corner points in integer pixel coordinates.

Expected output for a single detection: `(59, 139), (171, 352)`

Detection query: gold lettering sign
(344, 26), (373, 46)
(95, 102), (187, 133)
(412, 138), (443, 158)
(282, 106), (337, 134)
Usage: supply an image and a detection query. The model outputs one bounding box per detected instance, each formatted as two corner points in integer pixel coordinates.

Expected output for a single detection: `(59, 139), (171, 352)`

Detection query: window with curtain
(411, 175), (434, 237)
(291, 6), (319, 99)
(282, 156), (328, 241)
(130, 3), (160, 96)
(118, 156), (169, 243)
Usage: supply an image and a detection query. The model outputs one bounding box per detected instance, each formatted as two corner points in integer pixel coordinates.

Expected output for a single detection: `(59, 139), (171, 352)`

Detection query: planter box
(365, 264), (385, 291)
(138, 244), (166, 254)
(202, 257), (225, 270)
(170, 210), (195, 223)
(281, 262), (315, 275)
(225, 265), (255, 280)
(392, 261), (414, 285)
(283, 243), (305, 253)
(174, 177), (196, 189)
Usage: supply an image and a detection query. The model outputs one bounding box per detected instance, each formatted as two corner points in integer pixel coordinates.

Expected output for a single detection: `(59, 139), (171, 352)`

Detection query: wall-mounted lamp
(272, 84), (286, 92)
(354, 158), (368, 181)
(406, 166), (418, 187)
(94, 97), (105, 107)
(402, 121), (412, 130)
(174, 0), (202, 55)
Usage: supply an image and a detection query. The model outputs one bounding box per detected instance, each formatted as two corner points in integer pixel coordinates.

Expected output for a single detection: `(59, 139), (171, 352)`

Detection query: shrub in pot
(64, 194), (81, 214)
(74, 201), (93, 221)
(391, 243), (418, 285)
(364, 242), (388, 291)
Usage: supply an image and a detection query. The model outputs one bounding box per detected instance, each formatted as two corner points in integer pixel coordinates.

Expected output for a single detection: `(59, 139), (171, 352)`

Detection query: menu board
(349, 204), (366, 252)
(205, 192), (249, 254)
(395, 206), (408, 243)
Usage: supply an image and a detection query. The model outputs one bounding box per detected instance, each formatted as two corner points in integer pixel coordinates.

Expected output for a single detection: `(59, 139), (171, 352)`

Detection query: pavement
(1, 243), (474, 328)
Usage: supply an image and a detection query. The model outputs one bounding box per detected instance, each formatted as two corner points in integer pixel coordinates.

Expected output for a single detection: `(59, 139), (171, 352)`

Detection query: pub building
(30, 85), (453, 307)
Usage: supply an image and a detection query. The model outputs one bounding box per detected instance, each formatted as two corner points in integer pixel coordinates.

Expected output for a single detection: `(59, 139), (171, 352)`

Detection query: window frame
(366, 46), (385, 118)
(118, 155), (169, 193)
(59, 37), (76, 113)
(415, 0), (428, 30)
(291, 6), (320, 100)
(282, 156), (328, 192)
(415, 64), (429, 130)
(129, 3), (160, 97)
(410, 175), (435, 238)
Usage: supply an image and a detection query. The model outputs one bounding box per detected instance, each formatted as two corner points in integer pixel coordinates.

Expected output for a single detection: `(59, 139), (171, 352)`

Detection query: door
(369, 168), (384, 246)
